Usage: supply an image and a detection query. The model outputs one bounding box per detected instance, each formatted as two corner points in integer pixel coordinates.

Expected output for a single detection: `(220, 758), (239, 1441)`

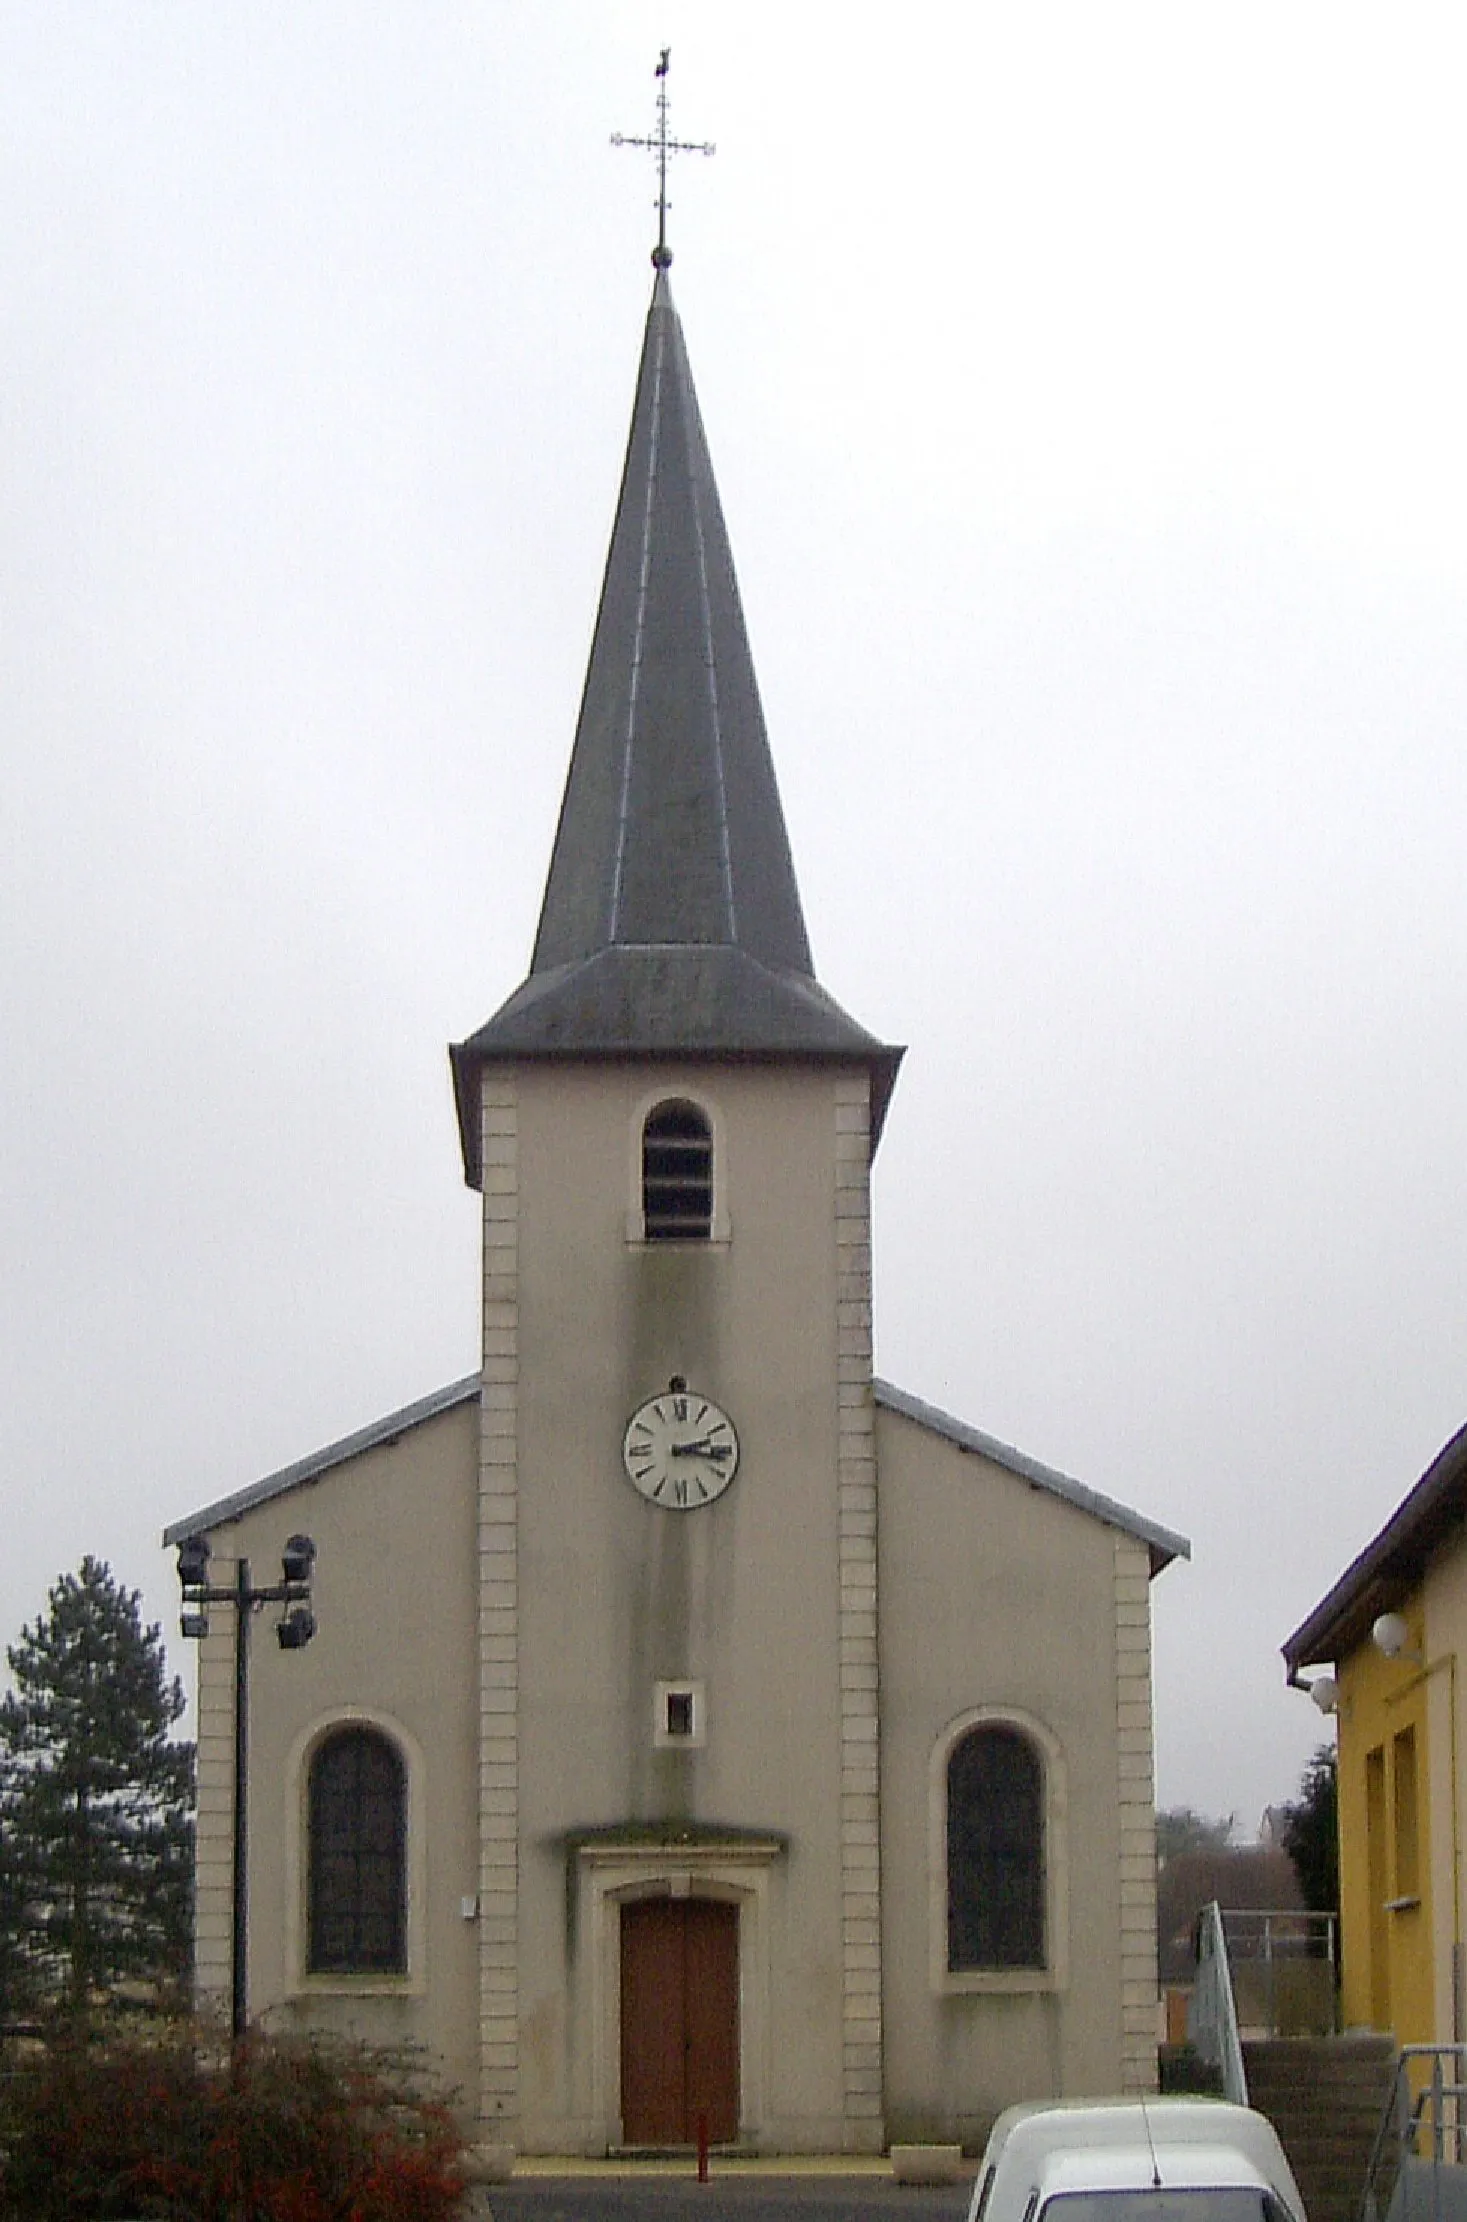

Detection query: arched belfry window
(947, 1722), (1045, 1971)
(308, 1727), (406, 1974)
(642, 1100), (713, 1241)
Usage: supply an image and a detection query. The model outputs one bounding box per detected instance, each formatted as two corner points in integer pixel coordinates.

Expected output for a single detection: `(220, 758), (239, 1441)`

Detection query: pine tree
(1281, 1743), (1339, 1917)
(0, 1802), (38, 2027)
(0, 1558), (194, 2014)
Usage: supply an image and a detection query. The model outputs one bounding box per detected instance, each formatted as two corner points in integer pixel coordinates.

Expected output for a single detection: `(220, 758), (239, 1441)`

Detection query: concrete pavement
(478, 2169), (974, 2222)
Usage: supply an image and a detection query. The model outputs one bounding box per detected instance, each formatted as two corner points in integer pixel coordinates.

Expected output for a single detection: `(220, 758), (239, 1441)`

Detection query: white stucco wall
(875, 1399), (1150, 2142)
(191, 1397), (481, 2108)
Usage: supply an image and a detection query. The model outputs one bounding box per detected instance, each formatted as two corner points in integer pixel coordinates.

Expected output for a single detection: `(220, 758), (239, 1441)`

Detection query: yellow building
(1284, 1422), (1467, 2047)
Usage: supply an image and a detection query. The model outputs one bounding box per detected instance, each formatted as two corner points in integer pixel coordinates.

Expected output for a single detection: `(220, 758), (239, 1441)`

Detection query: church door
(619, 1897), (739, 2145)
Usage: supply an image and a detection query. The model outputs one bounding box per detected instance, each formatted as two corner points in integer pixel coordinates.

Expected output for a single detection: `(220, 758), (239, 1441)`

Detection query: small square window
(653, 1679), (705, 1749)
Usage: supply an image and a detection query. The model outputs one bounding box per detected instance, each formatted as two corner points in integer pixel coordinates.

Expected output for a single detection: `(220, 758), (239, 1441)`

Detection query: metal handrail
(1359, 2044), (1467, 2222)
(1189, 1899), (1249, 2105)
(1220, 1908), (1339, 1965)
(1217, 1906), (1340, 2039)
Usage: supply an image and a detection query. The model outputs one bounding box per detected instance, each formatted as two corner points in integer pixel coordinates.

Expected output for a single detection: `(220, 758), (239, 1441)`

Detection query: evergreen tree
(1156, 1806), (1237, 1869)
(1281, 1743), (1339, 1917)
(0, 1558), (194, 2013)
(0, 1803), (38, 2027)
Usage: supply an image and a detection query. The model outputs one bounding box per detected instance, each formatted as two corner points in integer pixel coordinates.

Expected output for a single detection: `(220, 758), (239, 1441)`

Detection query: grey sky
(3, 4), (1464, 1831)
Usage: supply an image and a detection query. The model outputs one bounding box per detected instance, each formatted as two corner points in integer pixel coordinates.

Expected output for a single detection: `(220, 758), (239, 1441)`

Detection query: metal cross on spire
(611, 48), (715, 270)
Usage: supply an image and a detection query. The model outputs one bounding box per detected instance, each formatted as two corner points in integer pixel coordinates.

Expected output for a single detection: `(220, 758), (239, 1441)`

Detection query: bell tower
(450, 265), (902, 2153)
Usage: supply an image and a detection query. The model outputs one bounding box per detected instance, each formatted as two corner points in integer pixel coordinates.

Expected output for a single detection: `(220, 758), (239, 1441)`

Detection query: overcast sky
(3, 4), (1465, 1832)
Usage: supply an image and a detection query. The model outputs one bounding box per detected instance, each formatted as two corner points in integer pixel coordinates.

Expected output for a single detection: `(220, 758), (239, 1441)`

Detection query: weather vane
(611, 48), (715, 270)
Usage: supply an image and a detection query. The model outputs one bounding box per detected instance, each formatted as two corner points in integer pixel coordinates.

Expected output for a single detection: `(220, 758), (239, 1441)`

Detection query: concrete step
(1247, 2038), (1396, 2079)
(1243, 2035), (1399, 2222)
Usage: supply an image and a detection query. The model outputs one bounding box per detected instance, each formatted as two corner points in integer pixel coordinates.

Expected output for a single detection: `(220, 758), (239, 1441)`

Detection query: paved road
(482, 2177), (973, 2222)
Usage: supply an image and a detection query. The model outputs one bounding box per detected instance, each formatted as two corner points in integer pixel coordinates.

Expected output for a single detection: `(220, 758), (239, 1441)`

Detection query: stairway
(1244, 2035), (1399, 2222)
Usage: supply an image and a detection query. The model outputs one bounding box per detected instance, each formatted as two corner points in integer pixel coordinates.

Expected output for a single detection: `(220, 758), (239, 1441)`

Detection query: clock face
(622, 1384), (740, 1509)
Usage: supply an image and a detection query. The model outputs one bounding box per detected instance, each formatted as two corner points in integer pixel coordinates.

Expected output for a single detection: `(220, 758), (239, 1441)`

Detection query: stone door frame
(576, 1837), (782, 2150)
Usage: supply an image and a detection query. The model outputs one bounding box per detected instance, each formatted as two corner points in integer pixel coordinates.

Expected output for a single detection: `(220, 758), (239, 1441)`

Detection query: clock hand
(671, 1438), (731, 1461)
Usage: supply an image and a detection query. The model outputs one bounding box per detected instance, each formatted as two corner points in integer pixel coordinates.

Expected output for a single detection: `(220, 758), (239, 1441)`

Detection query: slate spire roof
(535, 266), (810, 976)
(452, 269), (901, 1187)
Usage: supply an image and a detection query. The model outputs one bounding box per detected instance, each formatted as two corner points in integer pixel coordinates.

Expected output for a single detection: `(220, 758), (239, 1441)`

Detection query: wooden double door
(620, 1896), (739, 2146)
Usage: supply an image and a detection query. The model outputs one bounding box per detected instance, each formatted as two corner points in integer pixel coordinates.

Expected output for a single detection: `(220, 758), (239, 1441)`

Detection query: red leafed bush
(0, 2019), (467, 2221)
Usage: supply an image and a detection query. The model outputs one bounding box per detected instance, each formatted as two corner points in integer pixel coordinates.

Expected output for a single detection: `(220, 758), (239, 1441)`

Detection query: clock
(622, 1377), (740, 1509)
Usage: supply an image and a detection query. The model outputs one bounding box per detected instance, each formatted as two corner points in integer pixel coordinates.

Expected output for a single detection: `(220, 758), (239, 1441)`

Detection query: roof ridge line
(607, 307), (666, 944)
(679, 325), (738, 943)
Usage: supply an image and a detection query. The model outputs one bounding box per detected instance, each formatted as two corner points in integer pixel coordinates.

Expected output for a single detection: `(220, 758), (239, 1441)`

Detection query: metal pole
(232, 1558), (251, 2043)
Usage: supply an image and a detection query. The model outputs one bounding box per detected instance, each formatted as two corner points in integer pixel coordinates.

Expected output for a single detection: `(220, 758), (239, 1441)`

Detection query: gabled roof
(162, 1374), (480, 1544)
(874, 1379), (1189, 1576)
(451, 270), (901, 1187)
(165, 1370), (1189, 1578)
(1282, 1417), (1467, 1673)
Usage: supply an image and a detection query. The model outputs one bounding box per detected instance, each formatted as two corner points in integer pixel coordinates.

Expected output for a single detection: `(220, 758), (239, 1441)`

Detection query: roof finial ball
(610, 47), (715, 271)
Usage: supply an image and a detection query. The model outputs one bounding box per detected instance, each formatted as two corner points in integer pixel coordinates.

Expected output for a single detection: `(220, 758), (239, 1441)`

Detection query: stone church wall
(875, 1400), (1151, 2143)
(184, 1065), (1165, 2151)
(191, 1398), (481, 2107)
(506, 1058), (864, 2151)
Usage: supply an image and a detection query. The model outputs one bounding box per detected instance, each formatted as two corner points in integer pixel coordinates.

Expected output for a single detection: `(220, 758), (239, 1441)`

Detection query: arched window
(308, 1727), (406, 1974)
(642, 1100), (713, 1241)
(947, 1722), (1045, 1971)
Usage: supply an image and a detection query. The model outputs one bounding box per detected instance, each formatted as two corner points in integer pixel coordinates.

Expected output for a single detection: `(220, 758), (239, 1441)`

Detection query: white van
(964, 2100), (1308, 2222)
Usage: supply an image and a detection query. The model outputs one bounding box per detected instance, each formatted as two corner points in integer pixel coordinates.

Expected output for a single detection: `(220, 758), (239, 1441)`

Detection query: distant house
(1283, 1420), (1467, 2046)
(1257, 1806), (1290, 1851)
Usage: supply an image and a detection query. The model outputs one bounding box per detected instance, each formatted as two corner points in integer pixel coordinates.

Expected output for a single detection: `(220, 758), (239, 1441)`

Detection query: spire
(533, 270), (813, 975)
(451, 274), (902, 1187)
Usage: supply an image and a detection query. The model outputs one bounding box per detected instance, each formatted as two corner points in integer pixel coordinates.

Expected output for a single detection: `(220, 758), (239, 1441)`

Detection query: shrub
(0, 2018), (466, 2221)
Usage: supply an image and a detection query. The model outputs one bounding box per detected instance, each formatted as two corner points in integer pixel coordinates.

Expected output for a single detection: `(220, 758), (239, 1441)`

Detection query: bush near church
(0, 2019), (467, 2222)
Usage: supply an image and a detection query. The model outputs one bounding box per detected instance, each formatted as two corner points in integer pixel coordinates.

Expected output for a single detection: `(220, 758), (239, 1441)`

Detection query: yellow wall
(1337, 1594), (1435, 2042)
(1423, 1549), (1467, 2043)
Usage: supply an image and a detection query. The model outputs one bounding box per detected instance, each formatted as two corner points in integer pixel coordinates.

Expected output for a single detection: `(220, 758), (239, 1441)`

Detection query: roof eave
(873, 1377), (1190, 1576)
(163, 1373), (482, 1545)
(1282, 1417), (1467, 1673)
(167, 1369), (1186, 1580)
(450, 1037), (905, 1189)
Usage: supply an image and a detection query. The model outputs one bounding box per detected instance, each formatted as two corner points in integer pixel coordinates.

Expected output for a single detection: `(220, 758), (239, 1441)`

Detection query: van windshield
(1041, 2193), (1287, 2222)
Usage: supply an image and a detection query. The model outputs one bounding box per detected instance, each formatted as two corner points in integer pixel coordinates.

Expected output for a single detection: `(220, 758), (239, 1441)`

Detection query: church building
(167, 254), (1187, 2155)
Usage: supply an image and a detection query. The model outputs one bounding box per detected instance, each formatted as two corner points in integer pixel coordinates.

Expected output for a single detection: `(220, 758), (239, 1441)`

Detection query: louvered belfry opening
(642, 1100), (713, 1241)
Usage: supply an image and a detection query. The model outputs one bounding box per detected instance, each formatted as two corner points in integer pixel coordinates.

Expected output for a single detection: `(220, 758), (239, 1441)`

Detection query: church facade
(168, 266), (1187, 2155)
